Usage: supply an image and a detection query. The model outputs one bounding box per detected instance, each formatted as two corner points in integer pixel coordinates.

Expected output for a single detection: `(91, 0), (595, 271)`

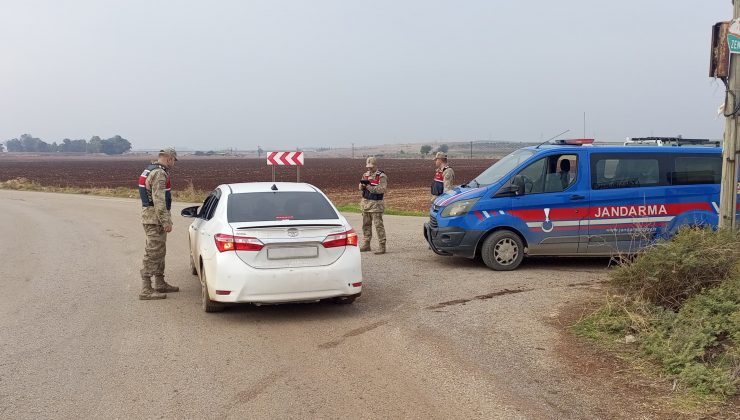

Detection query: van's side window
(670, 156), (721, 185)
(515, 154), (578, 194)
(591, 154), (661, 190)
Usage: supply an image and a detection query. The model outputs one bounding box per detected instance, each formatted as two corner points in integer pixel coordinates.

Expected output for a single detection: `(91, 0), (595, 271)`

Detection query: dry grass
(324, 186), (432, 213)
(0, 177), (427, 215)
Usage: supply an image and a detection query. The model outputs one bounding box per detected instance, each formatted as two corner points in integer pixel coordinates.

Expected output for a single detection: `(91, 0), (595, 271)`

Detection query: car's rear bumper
(423, 222), (483, 259)
(204, 249), (363, 303)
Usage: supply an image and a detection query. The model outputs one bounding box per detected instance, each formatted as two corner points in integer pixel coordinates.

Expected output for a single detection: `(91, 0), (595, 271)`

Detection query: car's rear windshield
(227, 192), (339, 222)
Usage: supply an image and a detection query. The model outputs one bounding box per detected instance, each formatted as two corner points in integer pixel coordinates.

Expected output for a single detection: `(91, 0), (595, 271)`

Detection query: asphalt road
(1, 190), (618, 419)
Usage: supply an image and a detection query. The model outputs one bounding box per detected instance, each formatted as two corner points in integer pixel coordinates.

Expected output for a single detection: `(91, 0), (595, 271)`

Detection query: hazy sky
(0, 1), (731, 150)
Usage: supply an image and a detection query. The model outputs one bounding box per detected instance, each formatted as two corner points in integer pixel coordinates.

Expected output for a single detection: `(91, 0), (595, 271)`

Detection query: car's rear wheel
(481, 230), (525, 271)
(333, 296), (356, 304)
(333, 293), (360, 304)
(190, 255), (198, 276)
(200, 270), (225, 313)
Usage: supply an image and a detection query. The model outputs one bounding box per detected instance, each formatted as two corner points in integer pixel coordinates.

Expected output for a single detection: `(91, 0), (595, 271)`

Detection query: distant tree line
(4, 134), (132, 155)
(419, 144), (448, 156)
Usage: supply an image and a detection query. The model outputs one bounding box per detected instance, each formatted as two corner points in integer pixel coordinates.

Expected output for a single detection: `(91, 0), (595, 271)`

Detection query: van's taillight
(214, 234), (264, 252)
(322, 229), (358, 248)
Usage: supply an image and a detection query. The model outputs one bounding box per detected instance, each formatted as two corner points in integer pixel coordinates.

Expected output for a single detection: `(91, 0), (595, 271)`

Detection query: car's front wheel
(481, 230), (525, 271)
(200, 270), (225, 313)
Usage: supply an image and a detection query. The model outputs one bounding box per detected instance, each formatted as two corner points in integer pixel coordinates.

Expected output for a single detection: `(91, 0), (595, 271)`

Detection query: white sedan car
(181, 182), (362, 312)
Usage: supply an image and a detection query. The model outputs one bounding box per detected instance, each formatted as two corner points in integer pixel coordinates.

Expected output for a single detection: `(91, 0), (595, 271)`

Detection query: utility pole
(351, 142), (355, 159)
(470, 141), (473, 159)
(720, 1), (740, 229)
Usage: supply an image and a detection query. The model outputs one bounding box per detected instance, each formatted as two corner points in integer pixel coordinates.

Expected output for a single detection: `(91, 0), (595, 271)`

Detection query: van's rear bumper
(423, 223), (483, 259)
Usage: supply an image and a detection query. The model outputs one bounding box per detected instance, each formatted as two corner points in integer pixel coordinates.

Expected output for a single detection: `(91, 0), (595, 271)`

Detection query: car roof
(224, 182), (320, 194)
(524, 145), (722, 154)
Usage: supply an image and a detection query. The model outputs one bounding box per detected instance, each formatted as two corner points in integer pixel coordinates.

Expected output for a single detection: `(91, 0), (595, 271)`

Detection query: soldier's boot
(154, 276), (179, 293)
(360, 242), (372, 252)
(139, 277), (166, 300)
(374, 243), (386, 255)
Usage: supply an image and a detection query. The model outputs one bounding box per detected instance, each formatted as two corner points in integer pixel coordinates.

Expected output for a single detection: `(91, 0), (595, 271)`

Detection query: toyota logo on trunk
(287, 228), (299, 237)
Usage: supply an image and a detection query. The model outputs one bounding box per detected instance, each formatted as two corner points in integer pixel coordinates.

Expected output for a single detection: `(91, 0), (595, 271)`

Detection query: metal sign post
(266, 151), (305, 182)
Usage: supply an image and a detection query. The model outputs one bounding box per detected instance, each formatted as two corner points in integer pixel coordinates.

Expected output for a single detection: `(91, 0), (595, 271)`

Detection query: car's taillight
(322, 229), (358, 248)
(214, 234), (264, 252)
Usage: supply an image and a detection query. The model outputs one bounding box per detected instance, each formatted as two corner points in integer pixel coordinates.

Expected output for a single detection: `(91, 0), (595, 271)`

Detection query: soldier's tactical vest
(431, 166), (449, 196)
(138, 163), (172, 210)
(362, 171), (385, 201)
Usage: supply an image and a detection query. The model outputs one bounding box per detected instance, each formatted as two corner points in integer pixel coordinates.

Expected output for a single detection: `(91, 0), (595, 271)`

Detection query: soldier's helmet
(160, 147), (178, 161)
(434, 152), (447, 160)
(366, 156), (377, 168)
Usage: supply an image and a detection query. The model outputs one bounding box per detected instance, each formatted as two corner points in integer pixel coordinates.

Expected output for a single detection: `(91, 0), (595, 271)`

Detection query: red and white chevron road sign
(266, 151), (304, 166)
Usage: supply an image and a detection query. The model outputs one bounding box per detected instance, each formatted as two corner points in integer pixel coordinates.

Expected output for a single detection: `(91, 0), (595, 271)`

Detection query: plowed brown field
(0, 155), (496, 212)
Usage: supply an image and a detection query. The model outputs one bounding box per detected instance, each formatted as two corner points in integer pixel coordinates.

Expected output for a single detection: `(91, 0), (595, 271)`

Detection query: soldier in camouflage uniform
(431, 151), (455, 202)
(359, 156), (388, 255)
(138, 147), (180, 300)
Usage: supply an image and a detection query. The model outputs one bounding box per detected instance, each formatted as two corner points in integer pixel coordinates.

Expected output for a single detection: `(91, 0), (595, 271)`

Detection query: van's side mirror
(181, 206), (199, 218)
(511, 175), (526, 196)
(496, 185), (519, 197)
(496, 176), (526, 197)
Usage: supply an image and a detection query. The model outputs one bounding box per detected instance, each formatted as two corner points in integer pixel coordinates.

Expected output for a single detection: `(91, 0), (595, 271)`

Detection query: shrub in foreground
(575, 229), (740, 399)
(611, 228), (740, 309)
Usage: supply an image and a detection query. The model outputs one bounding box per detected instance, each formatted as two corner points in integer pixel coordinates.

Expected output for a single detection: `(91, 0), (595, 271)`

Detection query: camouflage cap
(159, 147), (178, 161)
(434, 152), (448, 160)
(366, 156), (377, 167)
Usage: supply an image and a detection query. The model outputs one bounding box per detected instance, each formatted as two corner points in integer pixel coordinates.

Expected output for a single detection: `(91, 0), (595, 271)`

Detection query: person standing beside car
(431, 152), (455, 201)
(359, 156), (388, 255)
(138, 147), (180, 300)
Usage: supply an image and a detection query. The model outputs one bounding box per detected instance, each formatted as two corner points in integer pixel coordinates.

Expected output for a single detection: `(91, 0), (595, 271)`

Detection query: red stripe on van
(509, 207), (587, 221)
(510, 202), (712, 222)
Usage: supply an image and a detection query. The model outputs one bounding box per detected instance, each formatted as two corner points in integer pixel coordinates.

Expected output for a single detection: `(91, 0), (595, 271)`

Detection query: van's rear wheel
(481, 230), (524, 271)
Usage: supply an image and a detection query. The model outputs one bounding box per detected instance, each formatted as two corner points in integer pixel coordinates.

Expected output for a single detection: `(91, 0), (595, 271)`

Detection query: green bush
(610, 228), (740, 309)
(575, 230), (740, 399)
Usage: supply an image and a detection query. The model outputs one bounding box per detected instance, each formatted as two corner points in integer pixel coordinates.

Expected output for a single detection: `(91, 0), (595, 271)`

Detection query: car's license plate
(267, 246), (319, 260)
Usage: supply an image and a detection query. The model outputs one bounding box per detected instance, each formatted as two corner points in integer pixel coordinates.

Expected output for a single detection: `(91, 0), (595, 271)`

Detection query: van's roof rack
(625, 137), (721, 147)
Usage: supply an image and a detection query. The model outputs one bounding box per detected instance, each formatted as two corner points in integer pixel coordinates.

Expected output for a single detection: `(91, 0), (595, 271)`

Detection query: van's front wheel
(481, 230), (524, 271)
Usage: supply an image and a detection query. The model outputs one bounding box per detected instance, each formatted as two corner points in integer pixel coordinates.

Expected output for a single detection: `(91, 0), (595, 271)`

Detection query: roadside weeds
(567, 229), (740, 416)
(0, 177), (426, 216)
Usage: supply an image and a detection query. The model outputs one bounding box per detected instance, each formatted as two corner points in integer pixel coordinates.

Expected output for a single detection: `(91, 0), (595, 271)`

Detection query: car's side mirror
(181, 206), (199, 218)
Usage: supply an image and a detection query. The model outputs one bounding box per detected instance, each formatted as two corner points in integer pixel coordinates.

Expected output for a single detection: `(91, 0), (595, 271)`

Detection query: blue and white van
(423, 139), (738, 270)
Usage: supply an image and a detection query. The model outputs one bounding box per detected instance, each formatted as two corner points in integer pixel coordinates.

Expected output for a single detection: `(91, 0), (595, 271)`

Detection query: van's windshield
(469, 149), (536, 187)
